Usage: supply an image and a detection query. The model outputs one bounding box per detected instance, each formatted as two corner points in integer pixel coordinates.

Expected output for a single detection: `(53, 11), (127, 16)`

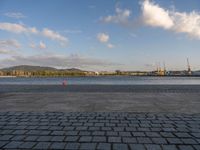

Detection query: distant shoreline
(1, 65), (200, 77)
(1, 75), (200, 78)
(0, 76), (16, 78)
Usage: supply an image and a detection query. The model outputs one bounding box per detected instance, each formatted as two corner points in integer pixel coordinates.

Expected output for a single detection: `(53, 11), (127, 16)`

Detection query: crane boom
(187, 58), (192, 75)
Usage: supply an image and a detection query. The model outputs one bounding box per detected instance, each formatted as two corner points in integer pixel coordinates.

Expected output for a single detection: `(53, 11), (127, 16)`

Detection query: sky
(0, 0), (200, 71)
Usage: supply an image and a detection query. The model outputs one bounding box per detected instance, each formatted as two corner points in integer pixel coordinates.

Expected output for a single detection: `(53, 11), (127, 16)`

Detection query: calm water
(0, 76), (200, 85)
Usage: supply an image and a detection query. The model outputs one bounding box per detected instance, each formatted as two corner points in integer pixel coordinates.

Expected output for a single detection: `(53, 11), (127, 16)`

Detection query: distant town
(0, 59), (200, 77)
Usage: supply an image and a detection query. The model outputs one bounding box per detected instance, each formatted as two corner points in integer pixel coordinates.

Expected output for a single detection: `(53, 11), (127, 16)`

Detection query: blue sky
(0, 0), (200, 71)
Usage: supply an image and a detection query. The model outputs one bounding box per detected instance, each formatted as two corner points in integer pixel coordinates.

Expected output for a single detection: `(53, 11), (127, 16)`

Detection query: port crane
(187, 58), (192, 75)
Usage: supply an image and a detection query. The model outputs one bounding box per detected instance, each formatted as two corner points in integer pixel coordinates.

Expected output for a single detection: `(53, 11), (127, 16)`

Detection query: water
(0, 76), (200, 85)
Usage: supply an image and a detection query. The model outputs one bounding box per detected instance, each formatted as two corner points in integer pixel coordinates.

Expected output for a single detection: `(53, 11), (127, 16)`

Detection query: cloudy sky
(0, 0), (200, 71)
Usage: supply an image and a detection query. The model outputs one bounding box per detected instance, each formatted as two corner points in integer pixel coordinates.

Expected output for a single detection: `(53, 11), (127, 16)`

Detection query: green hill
(0, 65), (85, 72)
(0, 65), (57, 71)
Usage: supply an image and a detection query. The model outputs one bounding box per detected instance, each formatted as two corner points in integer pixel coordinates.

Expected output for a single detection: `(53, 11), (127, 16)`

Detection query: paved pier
(0, 85), (200, 149)
(1, 85), (200, 113)
(0, 112), (200, 150)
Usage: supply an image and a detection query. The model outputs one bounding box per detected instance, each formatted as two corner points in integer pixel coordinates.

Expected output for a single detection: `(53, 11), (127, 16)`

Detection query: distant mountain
(0, 65), (57, 71)
(0, 65), (85, 72)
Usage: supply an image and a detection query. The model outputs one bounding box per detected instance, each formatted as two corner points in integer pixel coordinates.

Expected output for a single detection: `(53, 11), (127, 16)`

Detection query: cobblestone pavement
(0, 112), (200, 150)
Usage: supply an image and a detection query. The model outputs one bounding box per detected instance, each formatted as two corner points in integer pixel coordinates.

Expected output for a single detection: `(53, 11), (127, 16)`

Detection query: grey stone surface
(65, 136), (79, 142)
(65, 142), (80, 149)
(11, 135), (26, 141)
(167, 138), (183, 144)
(0, 141), (8, 148)
(1, 85), (200, 113)
(79, 136), (92, 142)
(113, 143), (128, 150)
(97, 143), (111, 150)
(108, 137), (121, 143)
(0, 112), (200, 149)
(37, 136), (52, 142)
(137, 137), (152, 144)
(51, 136), (65, 142)
(92, 136), (107, 142)
(145, 144), (162, 150)
(162, 145), (178, 150)
(18, 141), (36, 149)
(49, 142), (66, 149)
(122, 137), (137, 143)
(3, 141), (22, 149)
(33, 142), (51, 149)
(80, 143), (97, 149)
(178, 145), (194, 150)
(152, 137), (168, 144)
(129, 144), (146, 150)
(24, 135), (38, 141)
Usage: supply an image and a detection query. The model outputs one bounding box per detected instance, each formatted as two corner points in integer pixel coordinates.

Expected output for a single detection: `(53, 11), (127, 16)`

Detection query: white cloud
(42, 28), (68, 45)
(172, 11), (200, 39)
(39, 41), (46, 49)
(29, 43), (36, 49)
(101, 8), (131, 25)
(141, 0), (200, 39)
(0, 39), (21, 48)
(4, 12), (26, 19)
(0, 54), (117, 69)
(107, 43), (114, 48)
(102, 0), (200, 40)
(141, 0), (174, 29)
(0, 22), (68, 44)
(0, 39), (20, 55)
(0, 49), (14, 54)
(97, 33), (109, 43)
(29, 41), (46, 49)
(97, 33), (115, 48)
(0, 22), (38, 34)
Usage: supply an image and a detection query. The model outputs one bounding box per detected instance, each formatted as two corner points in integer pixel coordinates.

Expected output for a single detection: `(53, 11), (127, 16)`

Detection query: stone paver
(65, 142), (80, 149)
(97, 143), (111, 150)
(0, 112), (200, 149)
(33, 142), (51, 149)
(18, 141), (36, 149)
(50, 142), (66, 149)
